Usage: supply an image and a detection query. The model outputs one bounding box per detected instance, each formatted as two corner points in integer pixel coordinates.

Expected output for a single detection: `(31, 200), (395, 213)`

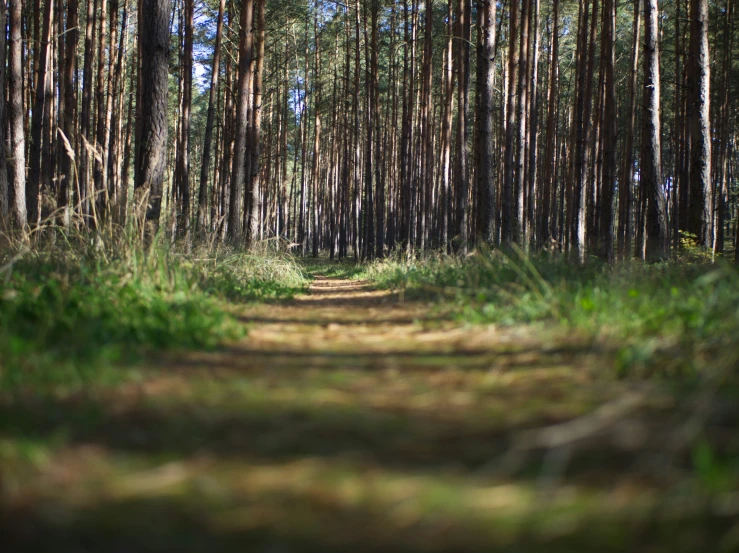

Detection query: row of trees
(0, 0), (736, 262)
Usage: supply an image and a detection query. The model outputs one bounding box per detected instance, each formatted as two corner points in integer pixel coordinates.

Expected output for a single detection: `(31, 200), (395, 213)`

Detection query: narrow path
(179, 275), (593, 374)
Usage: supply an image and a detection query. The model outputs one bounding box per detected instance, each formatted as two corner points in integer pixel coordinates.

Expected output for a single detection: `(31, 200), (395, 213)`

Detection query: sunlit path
(2, 270), (732, 553)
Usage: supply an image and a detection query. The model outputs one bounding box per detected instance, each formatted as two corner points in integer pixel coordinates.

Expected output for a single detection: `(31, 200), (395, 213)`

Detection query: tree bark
(514, 0), (530, 245)
(8, 0), (26, 229)
(539, 0), (559, 247)
(120, 53), (136, 224)
(198, 0), (225, 235)
(93, 0), (108, 216)
(686, 0), (712, 247)
(597, 0), (617, 260)
(502, 0), (519, 243)
(247, 0), (265, 245)
(228, 0), (254, 240)
(175, 0), (193, 239)
(526, 0), (540, 244)
(0, 0), (9, 229)
(439, 0), (455, 250)
(27, 0), (54, 226)
(642, 0), (669, 260)
(454, 0), (471, 254)
(135, 0), (171, 230)
(618, 0), (641, 258)
(80, 0), (96, 220)
(108, 0), (128, 220)
(58, 0), (79, 226)
(715, 0), (733, 254)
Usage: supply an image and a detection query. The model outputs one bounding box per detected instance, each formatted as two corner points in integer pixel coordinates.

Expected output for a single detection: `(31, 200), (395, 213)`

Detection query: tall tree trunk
(566, 0), (593, 259)
(352, 0), (361, 259)
(135, 0), (171, 230)
(227, 0), (254, 240)
(416, 0), (433, 250)
(247, 0), (265, 245)
(102, 0), (120, 216)
(80, 0), (96, 220)
(28, 0), (54, 226)
(373, 0), (385, 257)
(120, 54), (135, 224)
(642, 0), (669, 260)
(715, 0), (733, 254)
(579, 0), (598, 258)
(8, 0), (26, 229)
(175, 0), (193, 239)
(217, 8), (234, 240)
(93, 0), (108, 217)
(514, 0), (530, 244)
(298, 29), (311, 253)
(363, 0), (379, 259)
(108, 0), (128, 220)
(526, 0), (540, 244)
(597, 0), (617, 260)
(539, 0), (558, 247)
(0, 0), (9, 229)
(399, 0), (409, 249)
(311, 15), (323, 257)
(618, 0), (641, 258)
(672, 0), (685, 249)
(502, 0), (519, 243)
(198, 0), (225, 234)
(686, 0), (712, 248)
(439, 0), (455, 249)
(58, 0), (79, 226)
(340, 11), (351, 257)
(454, 0), (471, 254)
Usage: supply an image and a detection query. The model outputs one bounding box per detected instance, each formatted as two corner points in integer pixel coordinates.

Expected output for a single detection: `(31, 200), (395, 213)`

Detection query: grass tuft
(0, 226), (309, 392)
(361, 249), (739, 378)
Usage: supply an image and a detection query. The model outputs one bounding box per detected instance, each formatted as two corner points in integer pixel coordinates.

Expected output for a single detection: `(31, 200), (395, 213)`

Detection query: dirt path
(184, 275), (594, 373)
(0, 277), (723, 552)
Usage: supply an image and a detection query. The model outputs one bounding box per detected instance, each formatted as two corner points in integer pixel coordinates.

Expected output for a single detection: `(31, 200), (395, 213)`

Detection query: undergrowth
(362, 248), (739, 378)
(0, 227), (308, 391)
(300, 256), (368, 279)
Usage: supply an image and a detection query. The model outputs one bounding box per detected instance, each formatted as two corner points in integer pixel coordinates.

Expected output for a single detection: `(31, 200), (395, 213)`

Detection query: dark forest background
(0, 0), (736, 263)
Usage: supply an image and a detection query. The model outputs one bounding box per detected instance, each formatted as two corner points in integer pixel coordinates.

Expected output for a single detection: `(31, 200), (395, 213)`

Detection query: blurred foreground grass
(2, 361), (738, 552)
(1, 244), (738, 552)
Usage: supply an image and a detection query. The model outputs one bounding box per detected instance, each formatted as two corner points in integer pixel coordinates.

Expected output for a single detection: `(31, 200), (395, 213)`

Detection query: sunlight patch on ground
(1, 276), (734, 552)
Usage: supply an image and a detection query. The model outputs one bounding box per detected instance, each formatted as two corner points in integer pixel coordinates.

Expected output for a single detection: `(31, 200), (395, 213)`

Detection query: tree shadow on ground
(0, 390), (731, 553)
(1, 491), (730, 553)
(161, 343), (602, 375)
(0, 375), (670, 482)
(2, 277), (736, 552)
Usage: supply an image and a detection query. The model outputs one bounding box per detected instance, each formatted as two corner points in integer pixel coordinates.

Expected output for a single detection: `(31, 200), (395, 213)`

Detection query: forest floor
(1, 268), (736, 552)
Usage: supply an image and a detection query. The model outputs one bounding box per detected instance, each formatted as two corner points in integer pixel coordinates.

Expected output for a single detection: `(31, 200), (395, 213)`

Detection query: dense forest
(3, 0), (739, 549)
(0, 0), (736, 261)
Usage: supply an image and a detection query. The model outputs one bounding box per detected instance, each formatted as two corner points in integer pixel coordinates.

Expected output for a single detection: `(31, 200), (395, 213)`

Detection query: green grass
(2, 243), (738, 552)
(0, 228), (309, 391)
(299, 256), (368, 280)
(361, 248), (739, 378)
(1, 363), (736, 552)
